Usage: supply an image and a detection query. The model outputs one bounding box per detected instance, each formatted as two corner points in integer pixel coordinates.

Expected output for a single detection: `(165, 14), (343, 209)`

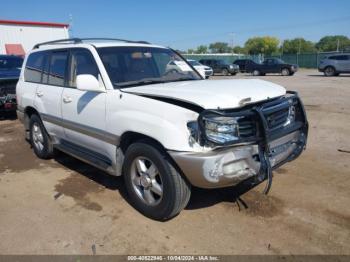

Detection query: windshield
(97, 47), (201, 88)
(0, 57), (23, 70)
(273, 58), (285, 64)
(188, 60), (201, 66)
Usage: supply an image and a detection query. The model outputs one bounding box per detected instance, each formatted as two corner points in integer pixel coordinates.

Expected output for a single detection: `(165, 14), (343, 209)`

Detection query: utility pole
(68, 14), (73, 37)
(297, 38), (301, 66)
(229, 32), (234, 54)
(337, 39), (340, 52)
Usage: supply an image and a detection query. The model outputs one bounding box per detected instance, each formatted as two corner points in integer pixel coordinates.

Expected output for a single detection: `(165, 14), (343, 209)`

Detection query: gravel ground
(0, 69), (349, 255)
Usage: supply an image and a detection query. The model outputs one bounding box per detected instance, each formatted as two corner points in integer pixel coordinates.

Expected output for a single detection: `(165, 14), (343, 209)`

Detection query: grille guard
(197, 91), (309, 193)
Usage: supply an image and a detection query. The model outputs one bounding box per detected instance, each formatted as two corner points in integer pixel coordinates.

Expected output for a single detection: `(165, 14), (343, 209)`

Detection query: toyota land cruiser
(16, 38), (308, 220)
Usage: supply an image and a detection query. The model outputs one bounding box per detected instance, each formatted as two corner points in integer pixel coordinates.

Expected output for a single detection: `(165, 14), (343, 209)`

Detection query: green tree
(232, 45), (247, 54)
(209, 42), (230, 53)
(281, 38), (316, 53)
(187, 48), (195, 54)
(196, 45), (208, 54)
(315, 35), (350, 52)
(244, 36), (279, 55)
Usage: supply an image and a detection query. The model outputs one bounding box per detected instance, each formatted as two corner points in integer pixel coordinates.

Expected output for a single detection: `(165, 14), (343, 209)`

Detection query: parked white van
(16, 38), (308, 220)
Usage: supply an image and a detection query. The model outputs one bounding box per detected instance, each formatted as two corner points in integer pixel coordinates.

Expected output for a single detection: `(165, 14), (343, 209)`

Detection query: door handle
(63, 96), (72, 103)
(36, 91), (44, 97)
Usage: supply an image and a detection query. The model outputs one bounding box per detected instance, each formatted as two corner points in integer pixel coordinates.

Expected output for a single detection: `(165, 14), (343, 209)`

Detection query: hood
(122, 79), (286, 110)
(194, 65), (212, 70)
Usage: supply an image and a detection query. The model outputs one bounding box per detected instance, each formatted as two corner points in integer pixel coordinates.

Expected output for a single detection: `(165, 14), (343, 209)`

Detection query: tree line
(185, 35), (350, 55)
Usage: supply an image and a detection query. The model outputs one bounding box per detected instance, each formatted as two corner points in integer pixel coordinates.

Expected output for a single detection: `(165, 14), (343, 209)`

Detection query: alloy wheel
(130, 157), (163, 206)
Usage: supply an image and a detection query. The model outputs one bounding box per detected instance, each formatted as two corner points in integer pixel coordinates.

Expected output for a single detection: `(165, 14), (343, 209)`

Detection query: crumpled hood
(122, 79), (286, 109)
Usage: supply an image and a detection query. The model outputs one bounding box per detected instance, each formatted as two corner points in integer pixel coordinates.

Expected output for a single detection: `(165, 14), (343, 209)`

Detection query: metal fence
(183, 52), (348, 68)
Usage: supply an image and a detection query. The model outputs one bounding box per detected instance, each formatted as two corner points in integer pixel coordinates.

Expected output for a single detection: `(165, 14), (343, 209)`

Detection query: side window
(68, 49), (99, 88)
(24, 52), (46, 83)
(336, 55), (347, 60)
(48, 51), (68, 86)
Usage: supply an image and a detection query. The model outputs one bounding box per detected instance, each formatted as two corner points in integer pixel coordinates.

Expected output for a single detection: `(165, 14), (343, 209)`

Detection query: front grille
(238, 117), (256, 138)
(265, 107), (290, 130)
(237, 98), (295, 138)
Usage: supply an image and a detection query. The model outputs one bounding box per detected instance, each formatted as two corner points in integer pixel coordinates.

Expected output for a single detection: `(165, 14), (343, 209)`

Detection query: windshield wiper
(163, 77), (197, 83)
(115, 78), (166, 88)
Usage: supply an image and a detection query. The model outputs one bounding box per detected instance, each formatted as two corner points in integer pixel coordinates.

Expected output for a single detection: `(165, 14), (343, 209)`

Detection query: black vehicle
(0, 55), (23, 116)
(233, 59), (255, 73)
(245, 58), (298, 76)
(199, 59), (239, 76)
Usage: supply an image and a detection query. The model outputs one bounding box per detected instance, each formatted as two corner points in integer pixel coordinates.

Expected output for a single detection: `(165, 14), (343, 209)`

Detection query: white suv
(16, 38), (308, 220)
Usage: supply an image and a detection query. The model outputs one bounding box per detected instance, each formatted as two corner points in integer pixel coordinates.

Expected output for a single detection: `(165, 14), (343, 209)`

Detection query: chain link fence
(183, 51), (348, 68)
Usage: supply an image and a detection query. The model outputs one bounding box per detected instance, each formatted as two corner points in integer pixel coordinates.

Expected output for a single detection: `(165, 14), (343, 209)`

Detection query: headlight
(204, 116), (240, 144)
(229, 65), (233, 69)
(283, 105), (296, 127)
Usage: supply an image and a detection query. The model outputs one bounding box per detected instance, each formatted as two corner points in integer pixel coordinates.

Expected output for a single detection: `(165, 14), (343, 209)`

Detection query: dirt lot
(0, 69), (349, 255)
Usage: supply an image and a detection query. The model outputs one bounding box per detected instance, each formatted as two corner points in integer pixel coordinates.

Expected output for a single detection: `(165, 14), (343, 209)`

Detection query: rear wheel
(123, 142), (191, 220)
(281, 68), (290, 76)
(324, 66), (336, 76)
(29, 114), (54, 159)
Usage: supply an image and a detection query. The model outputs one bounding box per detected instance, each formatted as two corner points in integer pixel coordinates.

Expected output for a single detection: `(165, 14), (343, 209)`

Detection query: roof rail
(33, 38), (150, 49)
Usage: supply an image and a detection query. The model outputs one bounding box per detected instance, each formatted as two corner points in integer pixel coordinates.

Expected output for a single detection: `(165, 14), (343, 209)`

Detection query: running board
(54, 140), (116, 175)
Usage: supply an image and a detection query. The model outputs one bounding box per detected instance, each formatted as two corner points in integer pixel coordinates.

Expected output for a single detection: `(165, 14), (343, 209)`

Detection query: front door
(61, 48), (108, 156)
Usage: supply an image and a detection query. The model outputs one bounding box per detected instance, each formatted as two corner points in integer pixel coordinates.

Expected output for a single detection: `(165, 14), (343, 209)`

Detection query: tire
(29, 114), (54, 159)
(123, 142), (191, 220)
(324, 66), (336, 76)
(281, 68), (290, 76)
(252, 69), (260, 76)
(222, 68), (229, 76)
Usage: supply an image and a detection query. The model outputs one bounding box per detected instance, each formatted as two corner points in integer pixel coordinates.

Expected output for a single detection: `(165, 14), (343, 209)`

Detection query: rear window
(0, 57), (23, 69)
(48, 51), (68, 86)
(24, 52), (46, 83)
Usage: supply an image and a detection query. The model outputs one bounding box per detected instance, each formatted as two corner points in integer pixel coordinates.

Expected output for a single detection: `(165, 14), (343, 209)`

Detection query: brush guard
(197, 91), (308, 194)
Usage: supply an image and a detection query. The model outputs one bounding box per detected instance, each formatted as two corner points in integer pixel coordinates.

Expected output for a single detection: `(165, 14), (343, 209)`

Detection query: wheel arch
(117, 131), (191, 185)
(23, 106), (40, 131)
(119, 131), (166, 154)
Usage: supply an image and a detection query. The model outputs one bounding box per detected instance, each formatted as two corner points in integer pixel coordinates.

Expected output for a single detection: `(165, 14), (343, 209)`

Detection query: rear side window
(336, 55), (349, 60)
(68, 49), (99, 88)
(24, 52), (46, 83)
(48, 51), (68, 86)
(328, 55), (348, 60)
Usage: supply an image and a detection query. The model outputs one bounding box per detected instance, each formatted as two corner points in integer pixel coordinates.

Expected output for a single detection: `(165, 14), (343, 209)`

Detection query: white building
(0, 19), (69, 56)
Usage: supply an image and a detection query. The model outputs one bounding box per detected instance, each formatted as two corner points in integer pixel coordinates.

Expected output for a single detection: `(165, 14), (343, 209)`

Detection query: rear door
(336, 55), (350, 72)
(61, 48), (108, 156)
(32, 50), (66, 139)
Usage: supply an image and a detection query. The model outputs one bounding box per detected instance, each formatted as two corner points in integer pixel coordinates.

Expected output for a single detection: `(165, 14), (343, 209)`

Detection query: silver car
(318, 54), (350, 76)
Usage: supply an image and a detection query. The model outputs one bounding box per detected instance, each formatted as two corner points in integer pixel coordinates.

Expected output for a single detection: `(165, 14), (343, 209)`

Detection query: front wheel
(123, 142), (191, 220)
(281, 68), (290, 76)
(324, 66), (336, 76)
(252, 69), (260, 76)
(222, 69), (229, 76)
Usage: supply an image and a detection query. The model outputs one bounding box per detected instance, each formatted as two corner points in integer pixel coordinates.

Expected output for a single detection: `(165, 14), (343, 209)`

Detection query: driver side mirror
(76, 74), (105, 92)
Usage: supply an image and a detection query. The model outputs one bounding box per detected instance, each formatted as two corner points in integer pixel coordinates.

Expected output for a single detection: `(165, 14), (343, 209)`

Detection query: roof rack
(33, 38), (151, 49)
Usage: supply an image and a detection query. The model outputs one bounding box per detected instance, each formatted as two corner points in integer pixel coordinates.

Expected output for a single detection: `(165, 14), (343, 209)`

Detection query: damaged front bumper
(169, 91), (308, 189)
